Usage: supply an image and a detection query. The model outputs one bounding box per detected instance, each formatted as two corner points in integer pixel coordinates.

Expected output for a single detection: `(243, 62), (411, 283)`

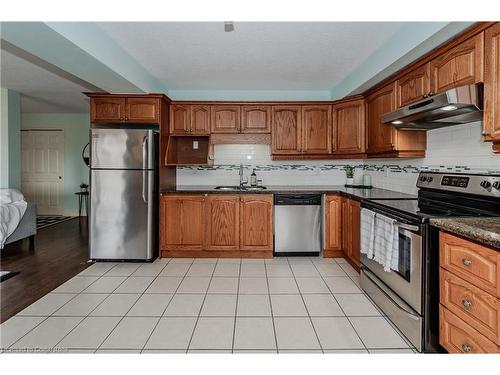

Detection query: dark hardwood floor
(1, 218), (91, 323)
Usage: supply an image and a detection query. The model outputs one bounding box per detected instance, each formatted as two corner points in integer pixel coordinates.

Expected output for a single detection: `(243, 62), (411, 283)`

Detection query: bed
(5, 202), (37, 249)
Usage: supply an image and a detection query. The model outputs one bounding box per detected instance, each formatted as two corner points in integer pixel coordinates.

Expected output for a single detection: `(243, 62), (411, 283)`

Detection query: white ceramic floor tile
(324, 277), (361, 293)
(17, 293), (76, 316)
(311, 317), (364, 349)
(234, 349), (278, 353)
(200, 295), (237, 317)
(264, 257), (288, 264)
(168, 258), (194, 264)
(241, 259), (264, 264)
(144, 317), (197, 350)
(274, 317), (321, 350)
(335, 294), (381, 316)
(100, 317), (159, 349)
(240, 264), (266, 277)
(193, 258), (218, 264)
(189, 317), (234, 350)
(237, 295), (272, 317)
(270, 295), (308, 317)
(187, 264), (216, 277)
(316, 263), (347, 277)
(78, 263), (116, 276)
(213, 263), (240, 277)
(369, 348), (415, 353)
(96, 349), (141, 353)
(132, 263), (167, 277)
(350, 275), (361, 287)
(266, 264), (293, 277)
(127, 294), (173, 317)
(234, 317), (276, 350)
(302, 294), (344, 317)
(217, 258), (241, 264)
(339, 263), (359, 277)
(145, 277), (182, 293)
(295, 277), (330, 294)
(55, 316), (121, 349)
(324, 349), (369, 353)
(310, 257), (337, 264)
(154, 257), (171, 263)
(53, 294), (108, 316)
(349, 317), (409, 349)
(287, 257), (313, 264)
(105, 263), (141, 277)
(335, 258), (348, 264)
(142, 349), (186, 353)
(290, 263), (320, 277)
(268, 278), (299, 294)
(52, 276), (99, 293)
(159, 263), (191, 277)
(177, 277), (211, 294)
(9, 316), (83, 351)
(0, 316), (46, 348)
(114, 277), (155, 294)
(188, 349), (232, 353)
(207, 277), (239, 294)
(163, 294), (205, 316)
(239, 277), (268, 294)
(82, 276), (127, 294)
(278, 349), (323, 353)
(90, 294), (140, 316)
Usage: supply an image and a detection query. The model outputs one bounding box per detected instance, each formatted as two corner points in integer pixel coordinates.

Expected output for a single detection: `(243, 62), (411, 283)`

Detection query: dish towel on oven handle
(360, 208), (376, 258)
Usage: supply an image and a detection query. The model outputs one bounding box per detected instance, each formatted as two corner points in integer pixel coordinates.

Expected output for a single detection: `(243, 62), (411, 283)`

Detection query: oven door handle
(362, 267), (420, 321)
(395, 221), (420, 232)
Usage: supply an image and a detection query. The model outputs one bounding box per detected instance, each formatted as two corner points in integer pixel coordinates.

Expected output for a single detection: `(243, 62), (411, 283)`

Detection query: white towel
(360, 208), (376, 258)
(372, 213), (399, 272)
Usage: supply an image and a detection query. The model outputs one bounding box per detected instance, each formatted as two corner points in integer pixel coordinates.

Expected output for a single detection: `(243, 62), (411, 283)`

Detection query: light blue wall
(0, 88), (21, 189)
(21, 113), (90, 214)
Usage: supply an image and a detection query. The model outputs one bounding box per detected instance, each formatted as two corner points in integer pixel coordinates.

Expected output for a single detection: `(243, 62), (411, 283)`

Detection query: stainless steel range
(360, 171), (500, 353)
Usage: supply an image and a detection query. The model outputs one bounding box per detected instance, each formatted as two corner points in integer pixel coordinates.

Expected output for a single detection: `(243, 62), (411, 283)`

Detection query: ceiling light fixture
(441, 105), (458, 111)
(224, 21), (234, 32)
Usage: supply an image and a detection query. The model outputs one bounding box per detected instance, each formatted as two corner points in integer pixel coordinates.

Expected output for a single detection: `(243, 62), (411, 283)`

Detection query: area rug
(36, 216), (75, 230)
(0, 271), (20, 283)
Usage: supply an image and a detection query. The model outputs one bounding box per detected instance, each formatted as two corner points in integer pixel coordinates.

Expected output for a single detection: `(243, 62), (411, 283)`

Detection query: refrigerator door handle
(142, 135), (148, 170)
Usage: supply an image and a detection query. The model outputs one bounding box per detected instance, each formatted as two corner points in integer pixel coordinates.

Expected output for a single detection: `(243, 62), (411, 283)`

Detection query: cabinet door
(170, 104), (190, 134)
(484, 23), (500, 143)
(160, 195), (204, 250)
(91, 97), (126, 123)
(211, 105), (241, 133)
(347, 199), (361, 268)
(341, 198), (349, 255)
(271, 106), (302, 154)
(239, 194), (273, 251)
(367, 83), (397, 154)
(430, 33), (484, 94)
(241, 105), (271, 133)
(396, 63), (431, 107)
(126, 98), (159, 124)
(190, 105), (211, 135)
(332, 100), (366, 155)
(301, 105), (332, 154)
(324, 195), (342, 252)
(205, 195), (240, 251)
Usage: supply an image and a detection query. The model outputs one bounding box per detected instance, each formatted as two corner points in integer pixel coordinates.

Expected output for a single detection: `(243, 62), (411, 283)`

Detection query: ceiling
(97, 22), (403, 91)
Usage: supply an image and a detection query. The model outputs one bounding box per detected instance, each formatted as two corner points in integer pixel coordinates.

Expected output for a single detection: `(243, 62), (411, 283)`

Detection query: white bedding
(0, 189), (28, 249)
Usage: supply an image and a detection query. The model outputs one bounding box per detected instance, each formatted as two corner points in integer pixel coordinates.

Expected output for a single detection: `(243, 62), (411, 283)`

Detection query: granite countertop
(160, 185), (418, 202)
(430, 217), (500, 250)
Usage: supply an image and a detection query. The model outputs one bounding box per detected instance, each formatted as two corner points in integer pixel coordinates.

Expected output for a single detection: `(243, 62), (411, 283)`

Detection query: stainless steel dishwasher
(274, 194), (322, 256)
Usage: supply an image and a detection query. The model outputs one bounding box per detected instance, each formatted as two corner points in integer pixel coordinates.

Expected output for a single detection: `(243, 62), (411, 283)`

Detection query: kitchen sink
(214, 186), (242, 191)
(214, 185), (267, 191)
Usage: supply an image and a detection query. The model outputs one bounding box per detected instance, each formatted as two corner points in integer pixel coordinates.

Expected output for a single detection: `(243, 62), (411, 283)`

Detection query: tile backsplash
(177, 122), (500, 195)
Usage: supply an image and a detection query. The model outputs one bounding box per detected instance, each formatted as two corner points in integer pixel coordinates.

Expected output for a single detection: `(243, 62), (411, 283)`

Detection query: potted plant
(345, 166), (355, 186)
(80, 183), (89, 193)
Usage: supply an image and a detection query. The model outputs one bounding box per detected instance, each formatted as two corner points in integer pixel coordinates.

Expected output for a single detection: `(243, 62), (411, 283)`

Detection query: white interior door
(21, 129), (65, 215)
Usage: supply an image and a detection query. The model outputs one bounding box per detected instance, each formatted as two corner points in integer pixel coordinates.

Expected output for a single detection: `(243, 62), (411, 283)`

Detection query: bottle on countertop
(250, 169), (257, 186)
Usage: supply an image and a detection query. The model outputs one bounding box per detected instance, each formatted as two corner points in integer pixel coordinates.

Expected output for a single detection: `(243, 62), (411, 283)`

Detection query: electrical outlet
(193, 141), (199, 150)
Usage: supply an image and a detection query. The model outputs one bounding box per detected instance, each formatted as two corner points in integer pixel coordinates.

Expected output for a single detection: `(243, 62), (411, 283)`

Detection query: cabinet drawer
(439, 305), (498, 353)
(440, 232), (499, 297)
(440, 269), (499, 344)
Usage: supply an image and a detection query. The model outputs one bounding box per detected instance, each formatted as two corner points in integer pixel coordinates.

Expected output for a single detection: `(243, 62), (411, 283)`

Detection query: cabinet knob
(125, 116), (128, 121)
(462, 258), (472, 266)
(462, 343), (472, 353)
(428, 91), (435, 97)
(462, 298), (472, 310)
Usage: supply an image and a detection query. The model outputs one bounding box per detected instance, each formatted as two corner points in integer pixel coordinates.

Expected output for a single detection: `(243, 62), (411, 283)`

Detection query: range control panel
(417, 172), (500, 198)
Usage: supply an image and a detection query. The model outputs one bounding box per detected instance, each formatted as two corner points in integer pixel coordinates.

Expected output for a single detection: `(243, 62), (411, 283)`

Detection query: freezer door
(90, 169), (154, 260)
(90, 128), (155, 169)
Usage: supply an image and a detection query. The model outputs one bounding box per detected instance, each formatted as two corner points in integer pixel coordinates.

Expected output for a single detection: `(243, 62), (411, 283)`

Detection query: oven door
(360, 209), (423, 314)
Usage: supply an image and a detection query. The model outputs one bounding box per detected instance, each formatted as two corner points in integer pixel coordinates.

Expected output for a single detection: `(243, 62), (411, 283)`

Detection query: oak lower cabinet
(484, 23), (500, 152)
(324, 195), (343, 257)
(160, 193), (273, 258)
(439, 231), (500, 353)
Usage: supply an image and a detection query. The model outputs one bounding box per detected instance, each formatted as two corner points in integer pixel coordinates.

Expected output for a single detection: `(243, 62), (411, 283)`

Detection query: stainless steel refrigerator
(89, 128), (158, 261)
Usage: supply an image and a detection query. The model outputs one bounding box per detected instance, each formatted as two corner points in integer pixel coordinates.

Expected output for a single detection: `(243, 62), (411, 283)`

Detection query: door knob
(59, 176), (62, 179)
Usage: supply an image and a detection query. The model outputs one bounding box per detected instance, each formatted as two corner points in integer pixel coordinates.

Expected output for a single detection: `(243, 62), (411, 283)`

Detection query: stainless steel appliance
(381, 83), (483, 130)
(360, 171), (500, 353)
(274, 194), (322, 256)
(89, 128), (158, 261)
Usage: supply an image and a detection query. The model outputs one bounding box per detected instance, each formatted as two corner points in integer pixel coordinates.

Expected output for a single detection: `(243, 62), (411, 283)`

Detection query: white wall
(177, 121), (500, 194)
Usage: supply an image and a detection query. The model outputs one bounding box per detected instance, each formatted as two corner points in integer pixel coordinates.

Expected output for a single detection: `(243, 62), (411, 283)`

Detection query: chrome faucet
(239, 164), (248, 187)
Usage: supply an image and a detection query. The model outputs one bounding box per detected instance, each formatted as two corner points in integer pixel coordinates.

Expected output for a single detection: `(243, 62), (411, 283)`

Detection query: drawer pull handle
(462, 343), (472, 353)
(462, 258), (472, 266)
(462, 299), (472, 310)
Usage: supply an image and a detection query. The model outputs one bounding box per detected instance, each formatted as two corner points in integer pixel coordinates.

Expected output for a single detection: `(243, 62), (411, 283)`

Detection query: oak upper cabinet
(239, 194), (273, 251)
(271, 106), (302, 155)
(205, 195), (240, 251)
(396, 63), (431, 107)
(324, 195), (342, 256)
(211, 105), (241, 133)
(91, 97), (126, 123)
(241, 105), (271, 133)
(367, 82), (397, 154)
(160, 195), (205, 251)
(170, 104), (190, 134)
(430, 33), (484, 94)
(126, 98), (160, 123)
(170, 104), (210, 135)
(484, 23), (500, 149)
(190, 105), (211, 134)
(301, 105), (332, 154)
(332, 99), (366, 156)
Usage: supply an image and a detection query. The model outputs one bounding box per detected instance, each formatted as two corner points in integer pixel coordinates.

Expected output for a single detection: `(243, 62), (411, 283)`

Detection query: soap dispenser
(250, 169), (257, 186)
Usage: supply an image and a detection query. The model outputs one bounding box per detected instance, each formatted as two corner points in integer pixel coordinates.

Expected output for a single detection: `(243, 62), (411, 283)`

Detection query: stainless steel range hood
(381, 83), (483, 130)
